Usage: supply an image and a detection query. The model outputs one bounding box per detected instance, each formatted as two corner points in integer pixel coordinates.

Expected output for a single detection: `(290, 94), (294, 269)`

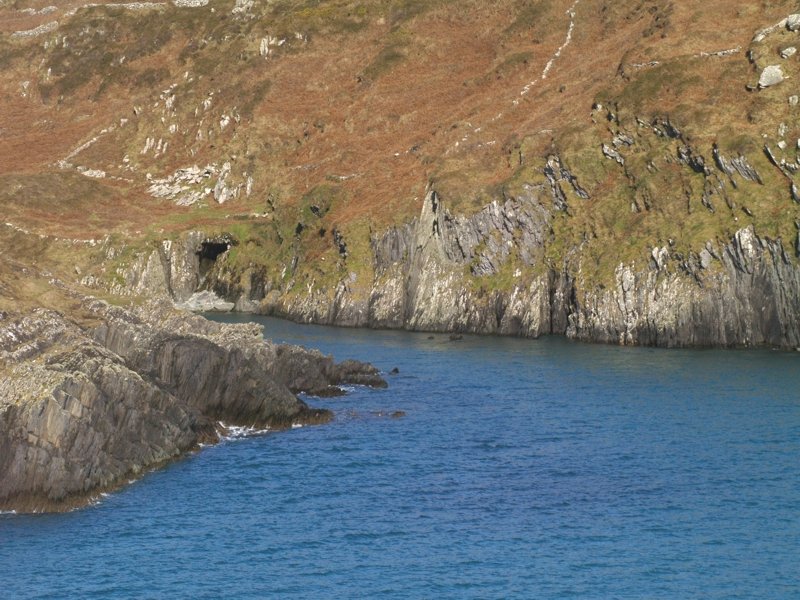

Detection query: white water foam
(218, 421), (271, 440)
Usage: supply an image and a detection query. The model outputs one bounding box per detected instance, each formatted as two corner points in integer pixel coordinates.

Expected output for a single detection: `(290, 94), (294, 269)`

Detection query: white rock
(787, 14), (800, 31)
(231, 0), (254, 15)
(174, 290), (234, 312)
(781, 46), (797, 59)
(789, 95), (799, 106)
(11, 21), (58, 38)
(759, 65), (785, 88)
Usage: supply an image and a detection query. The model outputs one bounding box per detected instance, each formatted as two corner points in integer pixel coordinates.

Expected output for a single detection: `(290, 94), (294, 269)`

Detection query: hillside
(1, 0), (799, 346)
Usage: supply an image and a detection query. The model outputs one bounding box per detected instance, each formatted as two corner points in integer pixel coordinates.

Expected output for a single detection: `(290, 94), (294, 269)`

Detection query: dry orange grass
(0, 0), (796, 241)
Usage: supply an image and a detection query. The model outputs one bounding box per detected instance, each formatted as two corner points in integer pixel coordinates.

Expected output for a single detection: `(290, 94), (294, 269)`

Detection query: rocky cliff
(2, 0), (800, 349)
(240, 191), (800, 348)
(0, 299), (385, 513)
(109, 182), (800, 348)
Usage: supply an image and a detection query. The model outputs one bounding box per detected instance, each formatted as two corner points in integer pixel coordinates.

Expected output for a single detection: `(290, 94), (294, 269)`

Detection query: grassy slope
(0, 0), (798, 303)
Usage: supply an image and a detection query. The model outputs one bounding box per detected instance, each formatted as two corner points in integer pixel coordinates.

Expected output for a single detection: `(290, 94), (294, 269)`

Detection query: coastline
(0, 298), (386, 514)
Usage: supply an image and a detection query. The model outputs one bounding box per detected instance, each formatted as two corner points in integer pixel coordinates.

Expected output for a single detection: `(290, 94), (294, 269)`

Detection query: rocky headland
(0, 298), (385, 513)
(2, 0), (800, 509)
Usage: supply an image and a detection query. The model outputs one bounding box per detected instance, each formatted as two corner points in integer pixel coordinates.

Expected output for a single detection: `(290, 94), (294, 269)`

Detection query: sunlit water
(2, 316), (799, 599)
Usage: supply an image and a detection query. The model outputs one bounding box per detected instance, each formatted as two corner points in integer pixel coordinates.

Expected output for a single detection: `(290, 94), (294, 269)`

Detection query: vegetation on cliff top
(1, 0), (799, 302)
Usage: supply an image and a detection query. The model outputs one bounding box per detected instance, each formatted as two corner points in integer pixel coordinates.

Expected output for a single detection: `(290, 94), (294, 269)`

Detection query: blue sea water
(2, 317), (800, 599)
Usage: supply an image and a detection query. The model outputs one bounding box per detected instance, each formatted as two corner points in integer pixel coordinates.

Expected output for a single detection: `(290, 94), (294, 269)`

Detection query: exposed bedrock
(115, 188), (800, 348)
(258, 190), (800, 348)
(0, 300), (386, 513)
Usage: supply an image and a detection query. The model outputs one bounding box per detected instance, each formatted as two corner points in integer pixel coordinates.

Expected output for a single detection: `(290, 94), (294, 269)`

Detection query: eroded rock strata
(0, 300), (385, 513)
(116, 189), (800, 349)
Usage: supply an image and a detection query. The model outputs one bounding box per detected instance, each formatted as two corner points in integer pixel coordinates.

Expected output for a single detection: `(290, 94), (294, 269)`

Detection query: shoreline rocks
(0, 299), (386, 513)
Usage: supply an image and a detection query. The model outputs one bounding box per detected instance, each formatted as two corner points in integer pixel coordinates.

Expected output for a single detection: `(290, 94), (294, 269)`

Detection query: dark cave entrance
(197, 240), (231, 279)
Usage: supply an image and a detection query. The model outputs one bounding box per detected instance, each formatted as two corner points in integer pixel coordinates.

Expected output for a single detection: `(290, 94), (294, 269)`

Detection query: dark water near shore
(2, 318), (800, 599)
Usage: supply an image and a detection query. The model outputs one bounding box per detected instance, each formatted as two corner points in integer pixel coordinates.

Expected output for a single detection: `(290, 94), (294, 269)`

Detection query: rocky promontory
(0, 299), (385, 513)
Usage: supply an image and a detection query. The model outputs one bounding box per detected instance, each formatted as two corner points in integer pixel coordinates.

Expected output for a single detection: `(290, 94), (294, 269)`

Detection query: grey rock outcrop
(251, 187), (800, 349)
(113, 231), (207, 301)
(105, 139), (799, 350)
(0, 299), (386, 513)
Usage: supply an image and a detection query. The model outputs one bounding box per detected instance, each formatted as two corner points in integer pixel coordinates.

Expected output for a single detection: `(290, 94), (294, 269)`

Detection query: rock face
(111, 181), (800, 350)
(0, 299), (386, 513)
(257, 190), (800, 349)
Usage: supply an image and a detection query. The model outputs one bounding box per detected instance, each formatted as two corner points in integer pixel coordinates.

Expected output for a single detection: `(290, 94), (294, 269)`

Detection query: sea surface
(2, 316), (799, 599)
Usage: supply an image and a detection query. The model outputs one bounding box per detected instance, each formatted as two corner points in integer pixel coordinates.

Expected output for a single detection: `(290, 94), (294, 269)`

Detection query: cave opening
(197, 240), (231, 279)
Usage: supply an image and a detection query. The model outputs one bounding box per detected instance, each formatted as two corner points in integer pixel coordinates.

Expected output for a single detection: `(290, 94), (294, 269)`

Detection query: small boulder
(781, 46), (797, 59)
(759, 65), (785, 88)
(787, 14), (800, 31)
(790, 95), (799, 106)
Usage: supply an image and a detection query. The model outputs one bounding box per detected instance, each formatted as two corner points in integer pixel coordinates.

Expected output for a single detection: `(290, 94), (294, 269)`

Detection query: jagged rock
(787, 14), (800, 31)
(759, 65), (785, 88)
(754, 18), (789, 43)
(781, 47), (797, 59)
(254, 190), (800, 349)
(544, 155), (589, 212)
(651, 117), (682, 138)
(678, 145), (708, 174)
(112, 231), (230, 302)
(268, 345), (386, 396)
(148, 165), (216, 206)
(613, 133), (634, 147)
(0, 299), (384, 512)
(713, 147), (763, 184)
(602, 143), (625, 165)
(651, 246), (670, 271)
